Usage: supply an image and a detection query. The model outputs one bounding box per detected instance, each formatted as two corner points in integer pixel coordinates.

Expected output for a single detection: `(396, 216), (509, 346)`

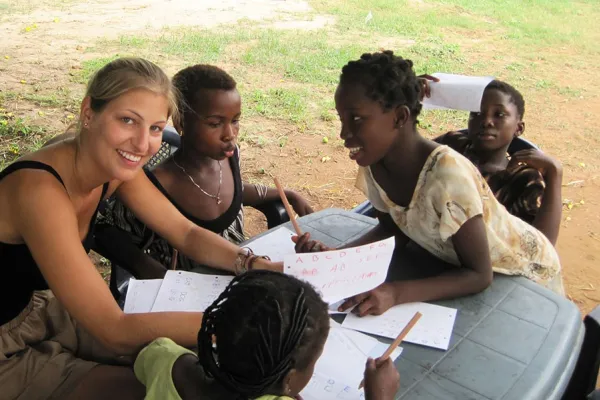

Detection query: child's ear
(282, 368), (298, 395)
(515, 120), (525, 138)
(393, 105), (411, 128)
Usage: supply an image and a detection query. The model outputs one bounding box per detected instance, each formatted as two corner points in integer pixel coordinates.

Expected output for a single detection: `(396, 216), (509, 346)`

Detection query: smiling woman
(0, 58), (283, 400)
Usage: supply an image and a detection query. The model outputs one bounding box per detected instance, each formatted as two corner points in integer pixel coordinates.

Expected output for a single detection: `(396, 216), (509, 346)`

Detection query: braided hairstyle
(198, 270), (329, 399)
(340, 50), (422, 123)
(485, 80), (525, 119)
(171, 64), (237, 130)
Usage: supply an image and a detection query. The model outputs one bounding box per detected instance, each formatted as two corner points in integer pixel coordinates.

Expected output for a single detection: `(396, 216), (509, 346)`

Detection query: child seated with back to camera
(134, 270), (401, 400)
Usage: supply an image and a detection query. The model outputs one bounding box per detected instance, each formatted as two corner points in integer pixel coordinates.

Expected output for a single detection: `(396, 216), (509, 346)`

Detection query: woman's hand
(417, 74), (440, 102)
(286, 190), (314, 216)
(339, 283), (397, 316)
(364, 358), (401, 400)
(292, 232), (333, 253)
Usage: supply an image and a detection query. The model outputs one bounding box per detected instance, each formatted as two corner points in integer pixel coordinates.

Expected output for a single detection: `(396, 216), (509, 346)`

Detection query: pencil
(170, 248), (179, 270)
(358, 311), (422, 389)
(273, 177), (302, 236)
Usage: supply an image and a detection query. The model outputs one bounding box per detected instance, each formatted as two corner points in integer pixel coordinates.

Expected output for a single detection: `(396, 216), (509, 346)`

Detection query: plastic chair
(562, 305), (600, 399)
(93, 126), (289, 300)
(351, 132), (539, 218)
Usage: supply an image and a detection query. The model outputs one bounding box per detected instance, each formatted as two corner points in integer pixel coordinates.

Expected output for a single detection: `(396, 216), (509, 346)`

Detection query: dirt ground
(1, 0), (599, 315)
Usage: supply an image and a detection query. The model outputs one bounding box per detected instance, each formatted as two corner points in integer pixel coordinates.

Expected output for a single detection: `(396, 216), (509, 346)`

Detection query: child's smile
(334, 82), (398, 167)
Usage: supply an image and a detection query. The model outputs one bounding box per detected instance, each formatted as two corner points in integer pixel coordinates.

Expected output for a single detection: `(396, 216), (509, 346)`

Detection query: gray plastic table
(247, 208), (584, 400)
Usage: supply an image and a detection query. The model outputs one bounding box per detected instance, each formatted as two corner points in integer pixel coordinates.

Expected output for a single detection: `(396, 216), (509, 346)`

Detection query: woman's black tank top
(0, 161), (108, 325)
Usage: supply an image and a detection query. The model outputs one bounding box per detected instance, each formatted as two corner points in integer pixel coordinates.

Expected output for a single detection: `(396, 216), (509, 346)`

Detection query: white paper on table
(422, 73), (494, 112)
(285, 237), (395, 305)
(245, 227), (297, 262)
(151, 271), (233, 313)
(301, 320), (402, 400)
(123, 279), (163, 314)
(301, 371), (365, 400)
(342, 302), (457, 350)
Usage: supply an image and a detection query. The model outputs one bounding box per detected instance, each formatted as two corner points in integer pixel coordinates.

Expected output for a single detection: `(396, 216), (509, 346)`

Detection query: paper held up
(422, 73), (494, 112)
(284, 237), (395, 304)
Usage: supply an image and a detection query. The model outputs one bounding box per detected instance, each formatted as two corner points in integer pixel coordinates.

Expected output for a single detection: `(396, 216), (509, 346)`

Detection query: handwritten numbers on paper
(151, 271), (234, 313)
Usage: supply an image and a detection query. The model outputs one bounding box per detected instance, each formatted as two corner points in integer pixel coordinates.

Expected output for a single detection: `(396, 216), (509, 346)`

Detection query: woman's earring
(84, 122), (89, 128)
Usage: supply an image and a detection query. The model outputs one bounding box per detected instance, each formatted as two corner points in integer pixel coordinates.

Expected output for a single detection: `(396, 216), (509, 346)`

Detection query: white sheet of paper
(123, 279), (163, 314)
(285, 237), (395, 304)
(342, 302), (457, 350)
(422, 73), (494, 112)
(151, 271), (233, 313)
(301, 372), (365, 400)
(301, 321), (402, 400)
(245, 227), (297, 262)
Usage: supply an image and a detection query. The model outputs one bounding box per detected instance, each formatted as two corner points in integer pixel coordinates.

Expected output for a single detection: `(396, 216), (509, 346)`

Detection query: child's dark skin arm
(509, 150), (562, 245)
(340, 215), (493, 315)
(94, 225), (167, 280)
(293, 212), (410, 252)
(242, 183), (314, 216)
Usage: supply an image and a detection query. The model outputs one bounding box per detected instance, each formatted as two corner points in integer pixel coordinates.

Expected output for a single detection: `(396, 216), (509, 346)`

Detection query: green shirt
(134, 337), (195, 400)
(134, 338), (296, 400)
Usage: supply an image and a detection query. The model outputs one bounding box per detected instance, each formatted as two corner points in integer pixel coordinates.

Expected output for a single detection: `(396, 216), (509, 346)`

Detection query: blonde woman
(0, 58), (281, 400)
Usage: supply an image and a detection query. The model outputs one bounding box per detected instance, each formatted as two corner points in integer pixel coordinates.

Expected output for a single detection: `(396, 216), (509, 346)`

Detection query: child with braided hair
(134, 270), (401, 400)
(294, 51), (563, 317)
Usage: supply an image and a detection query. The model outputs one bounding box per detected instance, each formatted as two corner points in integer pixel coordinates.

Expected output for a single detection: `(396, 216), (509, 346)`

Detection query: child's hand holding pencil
(363, 358), (400, 400)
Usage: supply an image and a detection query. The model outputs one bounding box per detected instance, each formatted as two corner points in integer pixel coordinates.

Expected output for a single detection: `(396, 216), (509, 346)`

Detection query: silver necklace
(173, 157), (222, 204)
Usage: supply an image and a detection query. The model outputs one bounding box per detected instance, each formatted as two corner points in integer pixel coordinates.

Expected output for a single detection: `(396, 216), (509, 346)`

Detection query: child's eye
(121, 117), (135, 124)
(496, 112), (505, 117)
(232, 119), (240, 126)
(469, 112), (480, 119)
(352, 115), (362, 122)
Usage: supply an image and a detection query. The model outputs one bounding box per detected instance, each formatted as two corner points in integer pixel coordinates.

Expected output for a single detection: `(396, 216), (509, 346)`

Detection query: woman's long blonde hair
(73, 57), (178, 132)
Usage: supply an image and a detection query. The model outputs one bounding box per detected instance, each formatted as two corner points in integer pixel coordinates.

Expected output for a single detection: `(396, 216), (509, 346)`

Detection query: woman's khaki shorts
(0, 290), (131, 400)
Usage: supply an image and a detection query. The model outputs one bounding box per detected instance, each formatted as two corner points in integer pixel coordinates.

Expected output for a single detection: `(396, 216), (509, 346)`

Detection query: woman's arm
(340, 215), (493, 315)
(9, 174), (202, 355)
(117, 172), (280, 272)
(243, 182), (314, 216)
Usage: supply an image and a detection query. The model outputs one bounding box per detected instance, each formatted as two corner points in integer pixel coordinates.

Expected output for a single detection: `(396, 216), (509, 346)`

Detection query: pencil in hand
(274, 177), (302, 236)
(358, 311), (422, 389)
